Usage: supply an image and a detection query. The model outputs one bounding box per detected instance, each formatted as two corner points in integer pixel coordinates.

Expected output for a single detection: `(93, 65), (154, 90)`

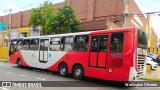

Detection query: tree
(45, 1), (80, 34)
(29, 1), (54, 35)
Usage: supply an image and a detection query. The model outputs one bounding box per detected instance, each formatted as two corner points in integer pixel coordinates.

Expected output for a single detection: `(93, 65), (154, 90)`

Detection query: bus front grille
(137, 54), (146, 77)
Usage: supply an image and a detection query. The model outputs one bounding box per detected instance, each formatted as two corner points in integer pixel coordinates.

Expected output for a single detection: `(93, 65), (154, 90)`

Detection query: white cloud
(6, 2), (22, 13)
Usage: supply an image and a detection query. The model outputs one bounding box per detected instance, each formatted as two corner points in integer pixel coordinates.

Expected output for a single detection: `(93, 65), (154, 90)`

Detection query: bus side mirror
(138, 30), (142, 37)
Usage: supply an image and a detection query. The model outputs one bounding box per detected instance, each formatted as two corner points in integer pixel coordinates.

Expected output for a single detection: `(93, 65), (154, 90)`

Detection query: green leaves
(45, 1), (80, 34)
(30, 1), (80, 35)
(29, 1), (54, 35)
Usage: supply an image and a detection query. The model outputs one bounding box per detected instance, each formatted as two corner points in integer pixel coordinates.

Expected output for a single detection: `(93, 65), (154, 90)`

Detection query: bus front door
(39, 39), (49, 63)
(89, 35), (108, 68)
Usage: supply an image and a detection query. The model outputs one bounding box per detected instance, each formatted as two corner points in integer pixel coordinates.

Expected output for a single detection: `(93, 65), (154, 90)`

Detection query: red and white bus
(9, 27), (148, 81)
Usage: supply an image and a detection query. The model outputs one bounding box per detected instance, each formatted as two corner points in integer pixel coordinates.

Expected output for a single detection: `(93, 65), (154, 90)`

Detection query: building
(0, 0), (158, 48)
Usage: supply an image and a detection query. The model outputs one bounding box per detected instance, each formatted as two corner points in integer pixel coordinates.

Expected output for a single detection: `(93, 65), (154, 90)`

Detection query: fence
(0, 47), (9, 59)
(148, 47), (160, 55)
(0, 31), (9, 59)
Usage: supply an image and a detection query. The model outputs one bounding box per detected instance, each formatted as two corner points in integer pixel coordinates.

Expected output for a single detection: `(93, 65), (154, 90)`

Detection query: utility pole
(122, 0), (129, 27)
(8, 8), (12, 49)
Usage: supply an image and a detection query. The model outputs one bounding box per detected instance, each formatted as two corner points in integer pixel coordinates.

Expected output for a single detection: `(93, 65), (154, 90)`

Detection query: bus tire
(17, 58), (22, 68)
(58, 63), (68, 77)
(73, 65), (84, 80)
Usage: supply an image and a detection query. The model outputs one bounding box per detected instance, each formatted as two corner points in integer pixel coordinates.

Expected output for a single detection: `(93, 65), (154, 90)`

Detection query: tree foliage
(45, 1), (80, 34)
(29, 1), (54, 35)
(30, 1), (80, 35)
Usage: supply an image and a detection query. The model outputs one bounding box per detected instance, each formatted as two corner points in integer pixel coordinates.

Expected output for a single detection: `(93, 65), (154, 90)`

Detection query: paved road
(0, 62), (159, 90)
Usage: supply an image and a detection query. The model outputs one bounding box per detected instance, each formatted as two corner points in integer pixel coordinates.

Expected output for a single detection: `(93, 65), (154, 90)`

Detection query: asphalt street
(0, 62), (159, 90)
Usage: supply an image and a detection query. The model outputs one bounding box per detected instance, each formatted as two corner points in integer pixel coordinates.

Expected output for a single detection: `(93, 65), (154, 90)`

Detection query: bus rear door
(89, 35), (108, 69)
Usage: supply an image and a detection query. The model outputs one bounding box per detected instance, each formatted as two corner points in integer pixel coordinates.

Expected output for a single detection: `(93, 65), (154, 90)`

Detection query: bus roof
(22, 27), (136, 39)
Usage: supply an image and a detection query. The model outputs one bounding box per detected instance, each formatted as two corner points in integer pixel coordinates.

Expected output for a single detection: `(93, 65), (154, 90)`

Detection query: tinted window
(138, 30), (148, 49)
(99, 36), (108, 52)
(11, 40), (17, 45)
(74, 35), (88, 51)
(110, 33), (124, 52)
(90, 37), (98, 52)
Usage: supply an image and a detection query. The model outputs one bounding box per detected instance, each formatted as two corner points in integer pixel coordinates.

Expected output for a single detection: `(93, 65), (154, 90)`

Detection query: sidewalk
(0, 59), (9, 63)
(140, 67), (160, 81)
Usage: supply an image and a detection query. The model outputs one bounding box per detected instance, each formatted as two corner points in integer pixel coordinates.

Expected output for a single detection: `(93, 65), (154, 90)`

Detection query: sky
(135, 0), (160, 39)
(0, 0), (64, 15)
(0, 0), (159, 39)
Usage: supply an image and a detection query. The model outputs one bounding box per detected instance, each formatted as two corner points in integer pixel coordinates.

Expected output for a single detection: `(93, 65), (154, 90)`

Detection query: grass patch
(0, 59), (9, 63)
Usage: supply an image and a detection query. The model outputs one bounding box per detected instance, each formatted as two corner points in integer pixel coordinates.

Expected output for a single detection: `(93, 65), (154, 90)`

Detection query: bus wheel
(58, 63), (68, 77)
(17, 58), (22, 68)
(73, 65), (84, 80)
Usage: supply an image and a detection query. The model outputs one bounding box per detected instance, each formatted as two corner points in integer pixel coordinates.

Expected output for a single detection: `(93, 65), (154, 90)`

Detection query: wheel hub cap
(75, 69), (81, 76)
(61, 68), (66, 74)
(18, 61), (21, 65)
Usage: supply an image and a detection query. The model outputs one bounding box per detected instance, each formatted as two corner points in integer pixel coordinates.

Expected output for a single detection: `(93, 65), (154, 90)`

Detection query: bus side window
(74, 35), (88, 52)
(50, 37), (60, 51)
(99, 36), (108, 52)
(62, 37), (73, 51)
(30, 39), (39, 50)
(17, 40), (23, 50)
(110, 33), (124, 52)
(90, 37), (98, 52)
(23, 39), (30, 50)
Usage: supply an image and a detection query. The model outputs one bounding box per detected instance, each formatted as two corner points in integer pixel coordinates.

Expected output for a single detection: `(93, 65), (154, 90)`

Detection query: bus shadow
(12, 66), (133, 89)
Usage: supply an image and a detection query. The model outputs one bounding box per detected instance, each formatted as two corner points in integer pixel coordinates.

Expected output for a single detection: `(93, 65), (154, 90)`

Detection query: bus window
(10, 40), (18, 54)
(110, 33), (124, 52)
(23, 39), (30, 50)
(62, 37), (73, 51)
(50, 37), (60, 51)
(90, 37), (98, 52)
(74, 35), (88, 51)
(99, 36), (108, 52)
(137, 30), (148, 49)
(17, 39), (23, 50)
(40, 39), (49, 51)
(30, 39), (39, 50)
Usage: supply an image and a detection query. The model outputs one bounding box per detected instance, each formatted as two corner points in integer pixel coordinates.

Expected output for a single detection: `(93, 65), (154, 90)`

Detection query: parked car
(147, 53), (158, 61)
(146, 57), (158, 70)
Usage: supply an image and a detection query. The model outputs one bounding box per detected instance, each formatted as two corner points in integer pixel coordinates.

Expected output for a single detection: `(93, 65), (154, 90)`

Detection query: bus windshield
(137, 30), (148, 49)
(9, 39), (23, 55)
